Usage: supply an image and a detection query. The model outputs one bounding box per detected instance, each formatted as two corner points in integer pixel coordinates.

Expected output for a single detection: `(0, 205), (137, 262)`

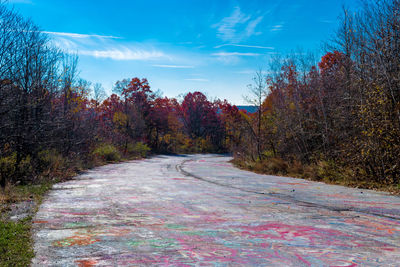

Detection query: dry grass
(232, 158), (400, 195)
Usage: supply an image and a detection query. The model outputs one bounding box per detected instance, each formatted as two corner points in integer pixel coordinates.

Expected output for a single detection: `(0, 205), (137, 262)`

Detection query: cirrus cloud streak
(78, 48), (166, 61)
(153, 64), (194, 69)
(43, 31), (121, 39)
(212, 52), (260, 57)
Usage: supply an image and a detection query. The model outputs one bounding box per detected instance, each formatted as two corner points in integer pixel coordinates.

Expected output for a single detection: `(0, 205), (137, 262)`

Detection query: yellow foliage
(112, 112), (128, 126)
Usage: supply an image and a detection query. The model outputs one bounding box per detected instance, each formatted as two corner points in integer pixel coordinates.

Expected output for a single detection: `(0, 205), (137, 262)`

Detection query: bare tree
(93, 83), (106, 106)
(244, 69), (268, 160)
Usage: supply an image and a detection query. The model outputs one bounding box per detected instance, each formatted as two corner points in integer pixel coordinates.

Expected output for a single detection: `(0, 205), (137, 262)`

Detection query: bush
(255, 157), (289, 175)
(262, 150), (275, 158)
(18, 155), (33, 182)
(130, 142), (151, 158)
(93, 144), (121, 162)
(197, 138), (214, 153)
(0, 155), (16, 188)
(37, 149), (65, 175)
(316, 160), (343, 182)
(0, 154), (33, 186)
(288, 160), (304, 176)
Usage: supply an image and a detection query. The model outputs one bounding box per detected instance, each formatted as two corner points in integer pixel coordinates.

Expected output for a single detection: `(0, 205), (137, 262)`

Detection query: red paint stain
(60, 211), (92, 216)
(32, 220), (48, 224)
(75, 259), (99, 267)
(295, 253), (311, 266)
(345, 218), (400, 235)
(53, 235), (100, 247)
(239, 223), (354, 247)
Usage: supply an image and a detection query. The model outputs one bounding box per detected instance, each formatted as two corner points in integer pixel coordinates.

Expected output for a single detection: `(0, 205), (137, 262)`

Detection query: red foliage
(318, 51), (346, 75)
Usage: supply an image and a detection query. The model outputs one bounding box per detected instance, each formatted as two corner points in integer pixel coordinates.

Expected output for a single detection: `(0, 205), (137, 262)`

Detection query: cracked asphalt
(32, 155), (400, 266)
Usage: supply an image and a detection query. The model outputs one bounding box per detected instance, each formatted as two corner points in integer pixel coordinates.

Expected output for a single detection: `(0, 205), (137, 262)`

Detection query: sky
(8, 0), (360, 104)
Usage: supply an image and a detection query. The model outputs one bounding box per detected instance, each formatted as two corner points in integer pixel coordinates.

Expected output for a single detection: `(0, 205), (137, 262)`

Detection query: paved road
(32, 155), (400, 266)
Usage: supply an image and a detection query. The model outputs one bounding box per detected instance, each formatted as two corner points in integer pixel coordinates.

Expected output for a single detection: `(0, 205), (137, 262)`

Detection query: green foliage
(0, 154), (34, 185)
(0, 183), (54, 267)
(37, 149), (65, 175)
(130, 142), (151, 158)
(0, 219), (34, 267)
(315, 160), (341, 182)
(262, 150), (275, 159)
(18, 156), (33, 183)
(93, 144), (121, 162)
(0, 155), (16, 187)
(13, 183), (53, 203)
(197, 138), (214, 153)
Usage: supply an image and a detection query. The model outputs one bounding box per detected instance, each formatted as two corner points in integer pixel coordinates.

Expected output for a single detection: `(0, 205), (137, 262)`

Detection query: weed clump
(93, 144), (121, 162)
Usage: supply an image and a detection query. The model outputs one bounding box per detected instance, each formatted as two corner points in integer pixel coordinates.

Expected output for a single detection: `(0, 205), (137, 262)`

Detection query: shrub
(18, 155), (33, 182)
(262, 150), (275, 158)
(316, 160), (342, 182)
(288, 160), (304, 176)
(258, 157), (289, 175)
(302, 165), (319, 180)
(198, 138), (213, 153)
(0, 155), (16, 188)
(0, 154), (34, 186)
(93, 144), (121, 162)
(37, 149), (65, 174)
(130, 142), (151, 158)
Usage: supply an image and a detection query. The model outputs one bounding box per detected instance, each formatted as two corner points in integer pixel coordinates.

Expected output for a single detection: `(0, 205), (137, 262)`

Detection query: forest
(0, 0), (399, 191)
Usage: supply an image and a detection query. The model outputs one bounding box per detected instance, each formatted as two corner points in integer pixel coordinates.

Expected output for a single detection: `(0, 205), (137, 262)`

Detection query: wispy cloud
(47, 30), (168, 61)
(184, 78), (209, 82)
(213, 6), (264, 43)
(43, 31), (121, 39)
(212, 51), (262, 65)
(153, 64), (194, 69)
(214, 44), (274, 50)
(245, 16), (263, 37)
(78, 48), (165, 61)
(212, 52), (260, 57)
(271, 24), (284, 32)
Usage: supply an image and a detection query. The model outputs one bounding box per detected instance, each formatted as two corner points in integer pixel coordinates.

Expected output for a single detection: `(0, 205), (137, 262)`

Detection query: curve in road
(32, 155), (400, 266)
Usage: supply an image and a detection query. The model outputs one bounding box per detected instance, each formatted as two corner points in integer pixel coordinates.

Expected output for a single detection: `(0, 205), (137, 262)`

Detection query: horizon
(9, 0), (359, 105)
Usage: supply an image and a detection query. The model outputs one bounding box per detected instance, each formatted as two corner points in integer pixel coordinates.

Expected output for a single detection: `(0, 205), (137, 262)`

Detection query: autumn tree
(179, 92), (224, 151)
(244, 69), (268, 160)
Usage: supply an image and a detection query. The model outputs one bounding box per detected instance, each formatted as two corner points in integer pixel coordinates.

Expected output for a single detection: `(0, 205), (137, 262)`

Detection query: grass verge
(0, 217), (34, 267)
(232, 157), (400, 195)
(0, 152), (148, 266)
(0, 183), (55, 267)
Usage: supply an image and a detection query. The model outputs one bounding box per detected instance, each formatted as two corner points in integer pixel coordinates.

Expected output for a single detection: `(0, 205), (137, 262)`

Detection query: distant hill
(236, 106), (258, 114)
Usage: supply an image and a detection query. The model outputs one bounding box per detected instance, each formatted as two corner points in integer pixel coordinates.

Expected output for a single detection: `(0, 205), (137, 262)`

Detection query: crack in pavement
(177, 158), (400, 221)
(32, 155), (400, 266)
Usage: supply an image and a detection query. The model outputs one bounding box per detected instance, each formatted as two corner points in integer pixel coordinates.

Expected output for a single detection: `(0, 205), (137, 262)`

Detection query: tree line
(230, 0), (400, 187)
(0, 2), (228, 188)
(1, 0), (399, 189)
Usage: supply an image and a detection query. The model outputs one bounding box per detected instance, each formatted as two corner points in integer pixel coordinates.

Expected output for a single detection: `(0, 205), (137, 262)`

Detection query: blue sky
(9, 0), (359, 104)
